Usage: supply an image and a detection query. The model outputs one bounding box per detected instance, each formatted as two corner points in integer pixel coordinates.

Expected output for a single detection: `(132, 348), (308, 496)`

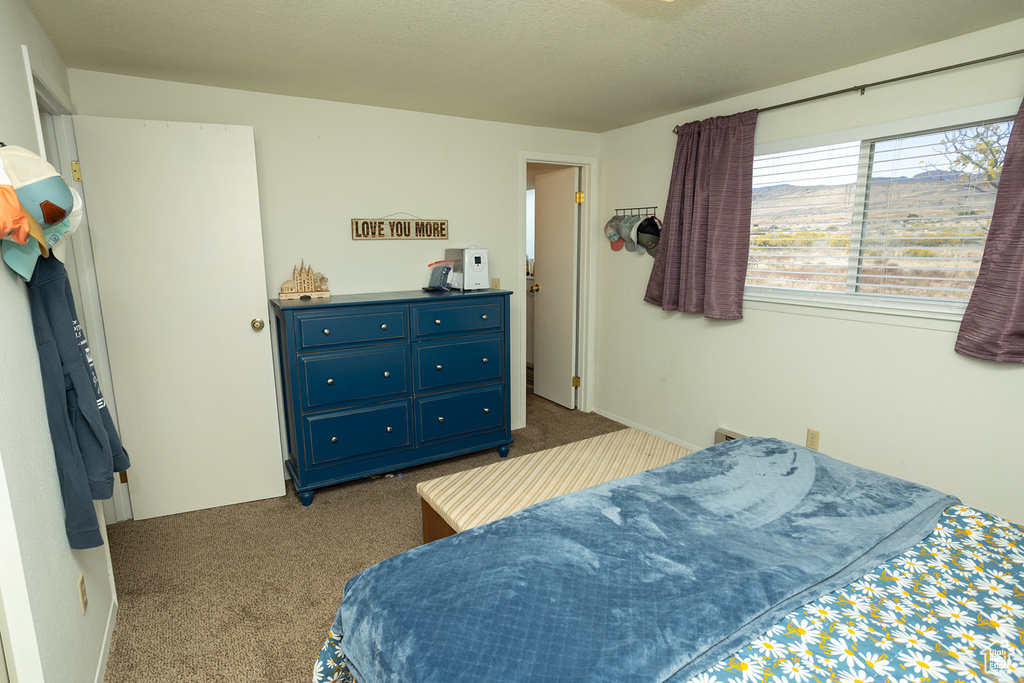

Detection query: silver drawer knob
(435, 319), (441, 325)
(483, 408), (490, 414)
(436, 364), (443, 371)
(383, 371), (390, 378)
(323, 328), (330, 335)
(327, 378), (334, 385)
(482, 358), (488, 363)
(386, 426), (393, 433)
(381, 323), (388, 330)
(331, 437), (338, 443)
(438, 417), (444, 423)
(481, 314), (488, 320)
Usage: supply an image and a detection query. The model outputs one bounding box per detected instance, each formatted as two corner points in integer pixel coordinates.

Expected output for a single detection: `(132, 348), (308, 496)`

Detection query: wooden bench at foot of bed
(416, 427), (693, 543)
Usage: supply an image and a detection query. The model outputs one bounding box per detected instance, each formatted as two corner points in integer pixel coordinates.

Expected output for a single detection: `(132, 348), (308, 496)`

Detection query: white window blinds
(747, 118), (1013, 307)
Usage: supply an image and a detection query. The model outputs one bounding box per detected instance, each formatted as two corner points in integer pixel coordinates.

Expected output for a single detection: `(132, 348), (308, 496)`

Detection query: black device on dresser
(271, 289), (513, 505)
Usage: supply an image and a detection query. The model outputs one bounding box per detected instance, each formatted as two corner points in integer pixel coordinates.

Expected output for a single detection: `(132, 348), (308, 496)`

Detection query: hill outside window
(745, 117), (1014, 317)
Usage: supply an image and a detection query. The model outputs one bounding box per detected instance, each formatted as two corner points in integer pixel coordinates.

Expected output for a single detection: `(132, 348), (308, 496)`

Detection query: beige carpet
(104, 409), (625, 682)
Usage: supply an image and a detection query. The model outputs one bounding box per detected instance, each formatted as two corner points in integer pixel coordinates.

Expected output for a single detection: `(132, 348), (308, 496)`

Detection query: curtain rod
(672, 47), (1024, 134)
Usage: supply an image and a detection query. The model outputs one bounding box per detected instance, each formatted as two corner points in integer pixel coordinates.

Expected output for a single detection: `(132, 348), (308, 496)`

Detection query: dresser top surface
(272, 288), (512, 311)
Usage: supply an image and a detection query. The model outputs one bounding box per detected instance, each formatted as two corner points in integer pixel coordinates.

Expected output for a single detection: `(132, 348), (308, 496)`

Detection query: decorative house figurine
(279, 260), (330, 300)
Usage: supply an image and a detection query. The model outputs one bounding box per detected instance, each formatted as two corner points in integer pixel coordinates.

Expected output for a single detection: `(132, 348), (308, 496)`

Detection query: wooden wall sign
(351, 218), (448, 240)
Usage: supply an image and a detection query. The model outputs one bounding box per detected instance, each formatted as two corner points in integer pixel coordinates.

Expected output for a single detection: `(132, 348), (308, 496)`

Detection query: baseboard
(591, 409), (702, 454)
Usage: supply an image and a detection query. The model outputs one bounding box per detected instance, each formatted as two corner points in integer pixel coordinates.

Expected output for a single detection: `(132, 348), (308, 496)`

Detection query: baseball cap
(2, 214), (72, 281)
(636, 216), (663, 257)
(0, 153), (30, 244)
(619, 215), (642, 253)
(0, 145), (74, 280)
(50, 186), (83, 262)
(604, 215), (626, 251)
(0, 145), (73, 232)
(642, 235), (660, 256)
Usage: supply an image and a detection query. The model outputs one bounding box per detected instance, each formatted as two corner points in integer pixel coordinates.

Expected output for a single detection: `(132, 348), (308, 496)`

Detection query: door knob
(529, 284), (540, 293)
(251, 318), (265, 331)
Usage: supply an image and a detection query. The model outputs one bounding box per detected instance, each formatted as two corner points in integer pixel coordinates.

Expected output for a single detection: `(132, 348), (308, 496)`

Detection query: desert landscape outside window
(746, 118), (1013, 306)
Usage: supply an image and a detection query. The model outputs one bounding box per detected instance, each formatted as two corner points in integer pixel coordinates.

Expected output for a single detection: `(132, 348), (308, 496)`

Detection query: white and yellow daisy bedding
(689, 504), (1023, 683)
(314, 439), (1023, 683)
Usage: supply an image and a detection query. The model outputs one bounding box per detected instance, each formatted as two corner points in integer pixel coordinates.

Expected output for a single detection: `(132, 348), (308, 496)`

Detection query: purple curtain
(644, 109), (758, 319)
(955, 97), (1024, 363)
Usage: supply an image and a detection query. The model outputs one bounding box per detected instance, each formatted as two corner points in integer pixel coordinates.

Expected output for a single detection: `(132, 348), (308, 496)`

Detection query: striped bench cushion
(417, 427), (692, 533)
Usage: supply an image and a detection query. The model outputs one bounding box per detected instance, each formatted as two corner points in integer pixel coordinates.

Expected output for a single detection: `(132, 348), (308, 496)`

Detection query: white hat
(51, 186), (83, 262)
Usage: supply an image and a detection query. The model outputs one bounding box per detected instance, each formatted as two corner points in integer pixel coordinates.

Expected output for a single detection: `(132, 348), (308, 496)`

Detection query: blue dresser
(271, 289), (513, 505)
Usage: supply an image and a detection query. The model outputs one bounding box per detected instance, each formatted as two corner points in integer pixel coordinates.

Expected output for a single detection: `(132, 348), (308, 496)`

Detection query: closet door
(72, 116), (284, 519)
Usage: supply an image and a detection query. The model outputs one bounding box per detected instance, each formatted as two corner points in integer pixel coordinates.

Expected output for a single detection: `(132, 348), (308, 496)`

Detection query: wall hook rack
(615, 206), (658, 218)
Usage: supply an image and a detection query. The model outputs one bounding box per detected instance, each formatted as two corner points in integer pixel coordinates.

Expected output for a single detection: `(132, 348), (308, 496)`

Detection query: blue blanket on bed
(332, 437), (958, 682)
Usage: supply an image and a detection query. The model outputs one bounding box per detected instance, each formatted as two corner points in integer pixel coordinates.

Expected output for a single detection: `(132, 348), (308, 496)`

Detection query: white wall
(0, 1), (118, 682)
(595, 19), (1024, 524)
(2, 9), (1015, 680)
(66, 71), (601, 433)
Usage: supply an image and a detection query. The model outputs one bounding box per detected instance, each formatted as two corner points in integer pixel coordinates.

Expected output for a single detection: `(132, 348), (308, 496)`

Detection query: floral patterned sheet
(314, 505), (1023, 683)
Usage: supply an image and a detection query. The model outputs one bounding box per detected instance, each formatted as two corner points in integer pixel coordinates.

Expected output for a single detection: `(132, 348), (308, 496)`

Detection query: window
(746, 118), (1013, 313)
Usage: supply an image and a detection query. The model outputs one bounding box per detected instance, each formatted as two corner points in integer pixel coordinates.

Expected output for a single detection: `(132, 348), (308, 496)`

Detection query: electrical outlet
(806, 428), (821, 451)
(490, 278), (500, 289)
(77, 572), (88, 615)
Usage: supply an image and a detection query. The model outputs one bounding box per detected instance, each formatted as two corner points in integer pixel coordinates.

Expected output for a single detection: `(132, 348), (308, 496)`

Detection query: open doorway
(526, 162), (582, 423)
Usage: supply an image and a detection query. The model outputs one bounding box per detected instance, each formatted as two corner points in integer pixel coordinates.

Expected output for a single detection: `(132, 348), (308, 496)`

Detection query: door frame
(45, 113), (133, 523)
(0, 584), (10, 683)
(518, 151), (598, 426)
(529, 164), (579, 410)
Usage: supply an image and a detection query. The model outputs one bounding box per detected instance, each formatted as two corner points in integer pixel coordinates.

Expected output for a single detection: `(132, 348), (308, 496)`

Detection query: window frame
(744, 101), (1020, 322)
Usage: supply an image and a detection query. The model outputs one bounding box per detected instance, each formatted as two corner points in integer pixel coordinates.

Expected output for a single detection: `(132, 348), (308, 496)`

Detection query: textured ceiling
(24, 0), (1024, 133)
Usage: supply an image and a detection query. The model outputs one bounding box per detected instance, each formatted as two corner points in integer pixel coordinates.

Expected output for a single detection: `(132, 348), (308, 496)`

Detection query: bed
(313, 437), (1024, 683)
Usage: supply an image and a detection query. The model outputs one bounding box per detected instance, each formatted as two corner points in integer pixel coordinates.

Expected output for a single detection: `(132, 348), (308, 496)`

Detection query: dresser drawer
(416, 385), (505, 444)
(411, 300), (503, 339)
(305, 400), (412, 468)
(414, 334), (503, 393)
(297, 306), (408, 350)
(300, 346), (410, 410)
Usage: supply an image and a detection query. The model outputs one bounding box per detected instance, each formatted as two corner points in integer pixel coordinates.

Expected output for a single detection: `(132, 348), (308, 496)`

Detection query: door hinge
(118, 470), (128, 484)
(574, 191), (584, 204)
(572, 376), (581, 387)
(71, 160), (82, 182)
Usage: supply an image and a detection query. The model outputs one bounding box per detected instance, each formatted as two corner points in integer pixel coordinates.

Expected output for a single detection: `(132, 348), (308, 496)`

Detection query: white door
(72, 116), (284, 520)
(532, 167), (579, 409)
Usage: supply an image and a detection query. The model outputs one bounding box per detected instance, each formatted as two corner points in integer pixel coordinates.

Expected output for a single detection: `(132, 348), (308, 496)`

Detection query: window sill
(743, 288), (965, 332)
